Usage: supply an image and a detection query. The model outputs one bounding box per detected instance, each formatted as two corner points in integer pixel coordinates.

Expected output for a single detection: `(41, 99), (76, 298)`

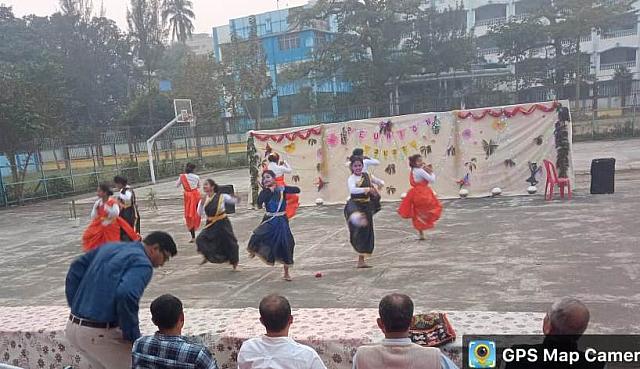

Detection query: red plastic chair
(543, 159), (572, 200)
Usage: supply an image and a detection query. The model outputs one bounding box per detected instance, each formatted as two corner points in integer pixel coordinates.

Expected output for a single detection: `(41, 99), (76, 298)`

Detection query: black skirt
(196, 217), (239, 264)
(119, 207), (140, 241)
(248, 215), (295, 265)
(344, 199), (375, 255)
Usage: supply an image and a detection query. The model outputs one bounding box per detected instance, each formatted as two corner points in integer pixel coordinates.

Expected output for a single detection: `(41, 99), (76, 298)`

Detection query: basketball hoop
(174, 99), (194, 125)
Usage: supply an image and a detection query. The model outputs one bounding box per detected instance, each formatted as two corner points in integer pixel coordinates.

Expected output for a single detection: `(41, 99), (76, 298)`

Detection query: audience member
(505, 297), (601, 369)
(132, 294), (218, 369)
(65, 231), (177, 369)
(353, 293), (458, 369)
(237, 294), (327, 369)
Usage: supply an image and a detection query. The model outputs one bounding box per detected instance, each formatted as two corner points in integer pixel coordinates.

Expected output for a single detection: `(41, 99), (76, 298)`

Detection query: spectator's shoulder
(294, 340), (322, 357)
(132, 335), (154, 350)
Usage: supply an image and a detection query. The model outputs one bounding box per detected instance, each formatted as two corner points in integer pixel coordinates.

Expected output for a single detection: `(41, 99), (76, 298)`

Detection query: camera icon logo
(469, 340), (496, 368)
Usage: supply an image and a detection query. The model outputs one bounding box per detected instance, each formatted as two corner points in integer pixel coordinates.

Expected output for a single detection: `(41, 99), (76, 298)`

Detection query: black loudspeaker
(590, 158), (615, 194)
(218, 185), (236, 214)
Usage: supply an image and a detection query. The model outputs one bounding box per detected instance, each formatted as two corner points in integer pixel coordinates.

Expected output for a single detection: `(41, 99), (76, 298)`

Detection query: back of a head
(548, 298), (590, 336)
(113, 175), (128, 186)
(379, 293), (414, 333)
(259, 294), (291, 333)
(185, 163), (196, 173)
(143, 231), (178, 257)
(352, 148), (364, 157)
(150, 294), (183, 330)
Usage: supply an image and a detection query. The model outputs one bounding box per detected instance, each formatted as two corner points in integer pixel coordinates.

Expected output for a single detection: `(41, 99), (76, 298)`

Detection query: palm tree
(162, 0), (195, 43)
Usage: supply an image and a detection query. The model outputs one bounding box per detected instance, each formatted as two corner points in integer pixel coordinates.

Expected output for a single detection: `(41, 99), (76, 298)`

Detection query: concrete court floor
(0, 138), (639, 334)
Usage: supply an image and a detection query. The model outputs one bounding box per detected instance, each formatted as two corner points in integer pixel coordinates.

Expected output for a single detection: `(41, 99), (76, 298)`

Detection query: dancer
(176, 163), (202, 243)
(344, 156), (384, 268)
(344, 148), (380, 172)
(248, 170), (300, 281)
(82, 183), (138, 252)
(398, 154), (442, 240)
(196, 179), (240, 270)
(114, 175), (140, 241)
(267, 152), (299, 219)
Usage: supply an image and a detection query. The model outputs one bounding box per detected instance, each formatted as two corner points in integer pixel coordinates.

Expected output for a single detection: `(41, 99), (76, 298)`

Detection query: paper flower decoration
(456, 173), (470, 189)
(462, 128), (473, 141)
(492, 117), (508, 132)
(326, 133), (339, 147)
(284, 142), (296, 154)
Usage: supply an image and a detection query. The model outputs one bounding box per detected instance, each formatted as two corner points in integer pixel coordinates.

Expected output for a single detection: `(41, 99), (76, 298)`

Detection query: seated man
(238, 294), (327, 369)
(132, 294), (218, 369)
(353, 293), (458, 369)
(505, 297), (602, 369)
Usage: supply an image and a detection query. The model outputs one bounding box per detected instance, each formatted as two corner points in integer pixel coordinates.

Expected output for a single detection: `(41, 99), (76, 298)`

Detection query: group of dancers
(81, 148), (443, 281)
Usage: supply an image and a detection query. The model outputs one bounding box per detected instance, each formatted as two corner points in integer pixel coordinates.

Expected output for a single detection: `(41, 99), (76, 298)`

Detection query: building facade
(212, 5), (350, 129)
(185, 33), (214, 56)
(432, 0), (640, 81)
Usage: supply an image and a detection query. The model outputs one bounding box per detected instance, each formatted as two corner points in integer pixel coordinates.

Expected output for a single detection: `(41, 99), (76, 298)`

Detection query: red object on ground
(315, 272), (322, 278)
(543, 159), (572, 200)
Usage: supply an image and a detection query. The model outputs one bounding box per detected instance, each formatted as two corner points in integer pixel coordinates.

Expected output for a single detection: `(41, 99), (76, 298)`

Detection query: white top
(412, 168), (436, 184)
(268, 161), (292, 177)
(238, 336), (327, 369)
(117, 186), (133, 204)
(348, 174), (385, 195)
(197, 194), (235, 217)
(175, 173), (201, 191)
(90, 198), (119, 226)
(352, 338), (459, 369)
(344, 158), (380, 172)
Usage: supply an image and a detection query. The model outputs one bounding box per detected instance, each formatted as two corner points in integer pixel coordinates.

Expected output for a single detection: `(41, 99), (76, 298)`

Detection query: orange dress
(275, 176), (299, 219)
(82, 198), (139, 252)
(180, 174), (202, 231)
(398, 171), (442, 231)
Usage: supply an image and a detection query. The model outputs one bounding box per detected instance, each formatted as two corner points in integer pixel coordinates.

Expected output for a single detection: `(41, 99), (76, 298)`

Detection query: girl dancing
(82, 183), (138, 251)
(196, 179), (240, 270)
(344, 156), (384, 268)
(176, 163), (202, 243)
(114, 175), (140, 241)
(248, 170), (300, 281)
(398, 154), (442, 240)
(267, 152), (300, 219)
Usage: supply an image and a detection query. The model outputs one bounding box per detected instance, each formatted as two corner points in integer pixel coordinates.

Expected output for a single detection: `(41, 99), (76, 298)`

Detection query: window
(279, 34), (301, 50)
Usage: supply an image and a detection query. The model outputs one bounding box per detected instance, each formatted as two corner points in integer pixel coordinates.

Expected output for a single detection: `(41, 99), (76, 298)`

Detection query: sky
(2, 0), (309, 33)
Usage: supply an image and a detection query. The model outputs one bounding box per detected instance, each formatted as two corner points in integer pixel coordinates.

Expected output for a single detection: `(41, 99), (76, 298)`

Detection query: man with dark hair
(65, 231), (177, 369)
(238, 294), (327, 369)
(132, 294), (218, 369)
(353, 293), (458, 369)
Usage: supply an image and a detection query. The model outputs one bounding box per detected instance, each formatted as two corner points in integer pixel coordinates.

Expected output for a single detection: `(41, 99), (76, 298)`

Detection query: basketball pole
(147, 117), (179, 184)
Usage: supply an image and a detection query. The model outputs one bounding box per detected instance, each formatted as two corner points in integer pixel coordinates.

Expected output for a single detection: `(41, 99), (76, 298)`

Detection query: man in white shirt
(353, 294), (459, 369)
(238, 294), (327, 369)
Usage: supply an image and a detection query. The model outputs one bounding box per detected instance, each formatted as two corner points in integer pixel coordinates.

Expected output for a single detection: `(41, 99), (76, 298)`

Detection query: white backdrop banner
(247, 101), (573, 205)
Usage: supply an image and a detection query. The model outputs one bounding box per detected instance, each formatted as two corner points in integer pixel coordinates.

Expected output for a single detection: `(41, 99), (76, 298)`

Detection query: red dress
(180, 174), (202, 231)
(275, 176), (299, 219)
(398, 171), (442, 231)
(82, 198), (139, 252)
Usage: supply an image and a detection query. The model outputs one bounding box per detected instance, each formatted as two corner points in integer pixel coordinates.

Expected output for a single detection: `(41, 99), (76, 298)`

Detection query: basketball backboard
(174, 99), (194, 124)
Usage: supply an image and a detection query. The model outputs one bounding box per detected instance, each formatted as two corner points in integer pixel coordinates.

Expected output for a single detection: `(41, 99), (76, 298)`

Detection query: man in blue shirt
(133, 294), (218, 369)
(65, 231), (177, 369)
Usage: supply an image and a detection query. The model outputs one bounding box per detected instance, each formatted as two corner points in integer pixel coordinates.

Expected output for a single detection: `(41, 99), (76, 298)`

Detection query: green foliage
(489, 0), (633, 95)
(46, 176), (74, 196)
(128, 0), (166, 92)
(162, 0), (195, 43)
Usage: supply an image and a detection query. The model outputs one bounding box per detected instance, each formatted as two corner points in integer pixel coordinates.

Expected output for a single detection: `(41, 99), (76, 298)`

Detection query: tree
(0, 7), (66, 201)
(128, 0), (166, 93)
(223, 18), (274, 130)
(613, 65), (633, 109)
(291, 0), (422, 111)
(173, 54), (228, 161)
(162, 0), (195, 44)
(490, 0), (633, 100)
